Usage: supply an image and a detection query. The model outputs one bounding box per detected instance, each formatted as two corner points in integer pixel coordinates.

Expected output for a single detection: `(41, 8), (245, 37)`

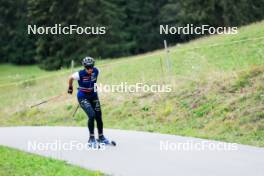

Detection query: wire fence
(0, 35), (263, 89)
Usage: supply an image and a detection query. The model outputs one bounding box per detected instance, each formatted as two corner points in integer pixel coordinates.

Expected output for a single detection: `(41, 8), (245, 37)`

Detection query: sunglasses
(85, 66), (93, 70)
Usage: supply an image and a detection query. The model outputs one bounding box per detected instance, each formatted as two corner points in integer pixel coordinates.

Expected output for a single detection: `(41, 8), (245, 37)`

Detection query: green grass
(0, 145), (102, 176)
(0, 64), (70, 85)
(0, 21), (264, 147)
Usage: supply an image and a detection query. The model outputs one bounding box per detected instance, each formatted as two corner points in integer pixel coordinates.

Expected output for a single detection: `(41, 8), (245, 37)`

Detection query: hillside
(0, 21), (263, 146)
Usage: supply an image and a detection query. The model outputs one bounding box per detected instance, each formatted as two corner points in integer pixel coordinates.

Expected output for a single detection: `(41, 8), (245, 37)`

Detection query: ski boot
(97, 135), (110, 145)
(88, 136), (98, 148)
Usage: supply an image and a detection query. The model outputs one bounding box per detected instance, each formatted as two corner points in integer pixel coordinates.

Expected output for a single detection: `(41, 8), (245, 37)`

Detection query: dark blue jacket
(77, 67), (99, 98)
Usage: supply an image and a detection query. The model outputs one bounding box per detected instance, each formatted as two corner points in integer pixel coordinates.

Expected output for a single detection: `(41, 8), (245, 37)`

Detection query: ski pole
(72, 104), (80, 119)
(30, 93), (66, 108)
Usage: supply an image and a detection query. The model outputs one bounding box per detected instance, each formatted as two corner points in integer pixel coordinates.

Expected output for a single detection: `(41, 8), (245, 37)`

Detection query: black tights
(78, 96), (103, 136)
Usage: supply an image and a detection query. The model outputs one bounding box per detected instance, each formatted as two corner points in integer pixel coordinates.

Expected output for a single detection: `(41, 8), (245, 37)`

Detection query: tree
(0, 0), (36, 64)
(1, 0), (264, 70)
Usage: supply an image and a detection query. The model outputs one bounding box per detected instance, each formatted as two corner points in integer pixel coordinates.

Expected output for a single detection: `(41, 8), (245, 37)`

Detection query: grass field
(0, 146), (102, 176)
(0, 21), (263, 146)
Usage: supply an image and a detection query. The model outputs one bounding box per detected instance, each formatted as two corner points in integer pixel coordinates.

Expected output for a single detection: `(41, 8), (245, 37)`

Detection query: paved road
(0, 126), (264, 176)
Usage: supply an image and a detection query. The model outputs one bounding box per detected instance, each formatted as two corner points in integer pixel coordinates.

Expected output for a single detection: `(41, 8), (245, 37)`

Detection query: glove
(68, 86), (73, 94)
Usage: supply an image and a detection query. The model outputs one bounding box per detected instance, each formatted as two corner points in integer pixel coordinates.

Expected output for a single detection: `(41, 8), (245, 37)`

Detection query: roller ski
(97, 135), (116, 146)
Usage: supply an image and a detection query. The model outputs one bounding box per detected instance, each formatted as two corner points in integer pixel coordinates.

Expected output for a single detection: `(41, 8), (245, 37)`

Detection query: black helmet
(82, 56), (95, 67)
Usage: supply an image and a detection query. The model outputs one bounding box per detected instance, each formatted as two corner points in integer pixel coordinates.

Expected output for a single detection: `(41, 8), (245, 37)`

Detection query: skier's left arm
(96, 68), (100, 80)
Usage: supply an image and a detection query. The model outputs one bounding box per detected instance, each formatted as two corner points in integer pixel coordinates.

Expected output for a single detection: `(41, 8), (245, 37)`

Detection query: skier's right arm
(68, 77), (74, 94)
(68, 72), (79, 94)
